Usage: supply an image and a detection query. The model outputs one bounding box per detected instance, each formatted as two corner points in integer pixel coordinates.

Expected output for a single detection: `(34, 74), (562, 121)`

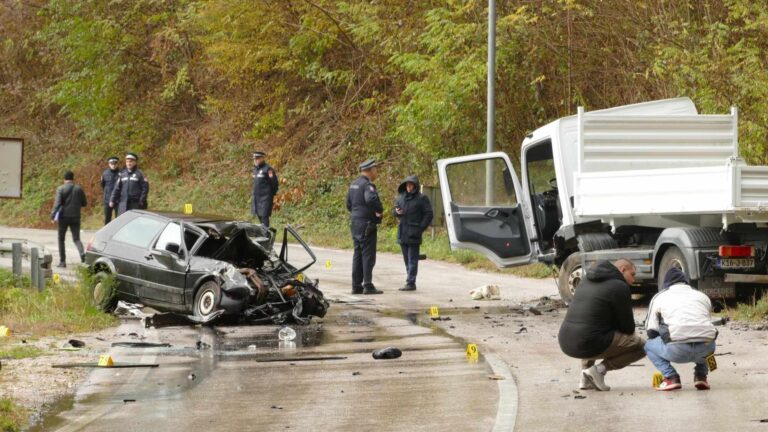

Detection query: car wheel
(92, 271), (117, 312)
(193, 281), (221, 319)
(657, 246), (692, 290)
(557, 252), (583, 305)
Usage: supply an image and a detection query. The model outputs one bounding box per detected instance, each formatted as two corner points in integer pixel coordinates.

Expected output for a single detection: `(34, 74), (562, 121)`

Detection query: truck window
(525, 141), (556, 195)
(446, 158), (518, 207)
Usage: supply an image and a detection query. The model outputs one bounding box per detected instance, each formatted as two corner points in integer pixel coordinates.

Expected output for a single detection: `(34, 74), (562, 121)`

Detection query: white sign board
(0, 138), (23, 198)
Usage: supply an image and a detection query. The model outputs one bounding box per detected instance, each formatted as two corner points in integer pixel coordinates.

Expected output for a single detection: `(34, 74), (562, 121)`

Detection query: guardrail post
(39, 252), (52, 292)
(12, 242), (22, 276)
(30, 247), (39, 289)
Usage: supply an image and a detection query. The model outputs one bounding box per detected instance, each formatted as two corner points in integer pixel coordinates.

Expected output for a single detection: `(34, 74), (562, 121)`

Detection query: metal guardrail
(0, 238), (53, 291)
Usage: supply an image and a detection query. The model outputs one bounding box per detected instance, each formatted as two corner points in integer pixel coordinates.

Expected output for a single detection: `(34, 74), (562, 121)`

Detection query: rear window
(111, 216), (166, 248)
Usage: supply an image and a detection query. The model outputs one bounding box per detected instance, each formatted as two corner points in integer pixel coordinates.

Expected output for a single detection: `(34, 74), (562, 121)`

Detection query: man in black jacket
(100, 156), (120, 225)
(557, 259), (645, 391)
(250, 151), (279, 227)
(393, 175), (433, 291)
(110, 152), (149, 215)
(50, 171), (87, 267)
(346, 158), (384, 295)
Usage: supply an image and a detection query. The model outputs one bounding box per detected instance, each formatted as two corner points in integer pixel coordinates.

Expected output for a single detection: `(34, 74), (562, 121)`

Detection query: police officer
(110, 152), (149, 216)
(251, 151), (279, 227)
(100, 156), (120, 225)
(346, 158), (384, 295)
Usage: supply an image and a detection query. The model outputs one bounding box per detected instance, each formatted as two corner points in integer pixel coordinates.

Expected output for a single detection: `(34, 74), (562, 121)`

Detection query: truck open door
(437, 152), (537, 268)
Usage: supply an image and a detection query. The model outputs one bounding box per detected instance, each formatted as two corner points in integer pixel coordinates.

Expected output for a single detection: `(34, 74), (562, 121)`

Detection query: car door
(139, 220), (189, 309)
(436, 151), (538, 267)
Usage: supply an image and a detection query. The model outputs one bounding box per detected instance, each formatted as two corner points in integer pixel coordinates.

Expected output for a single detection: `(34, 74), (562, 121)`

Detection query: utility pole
(485, 0), (496, 205)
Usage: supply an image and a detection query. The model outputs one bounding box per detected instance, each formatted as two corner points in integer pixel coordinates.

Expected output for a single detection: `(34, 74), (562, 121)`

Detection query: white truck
(437, 98), (768, 303)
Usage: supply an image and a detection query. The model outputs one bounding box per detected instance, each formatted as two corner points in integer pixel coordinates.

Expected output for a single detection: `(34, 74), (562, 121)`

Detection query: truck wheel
(193, 281), (221, 319)
(557, 253), (583, 305)
(92, 271), (118, 312)
(657, 246), (690, 289)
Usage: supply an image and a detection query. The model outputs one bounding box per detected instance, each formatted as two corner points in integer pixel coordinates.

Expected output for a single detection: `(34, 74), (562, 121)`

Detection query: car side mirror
(165, 242), (182, 257)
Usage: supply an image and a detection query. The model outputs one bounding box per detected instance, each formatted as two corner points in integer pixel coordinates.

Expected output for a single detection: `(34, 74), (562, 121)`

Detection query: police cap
(107, 156), (119, 163)
(359, 158), (379, 171)
(125, 152), (138, 161)
(252, 151), (266, 158)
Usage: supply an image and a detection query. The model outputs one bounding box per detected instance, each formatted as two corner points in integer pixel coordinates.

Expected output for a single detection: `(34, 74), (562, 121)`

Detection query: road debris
(487, 374), (506, 380)
(111, 342), (171, 348)
(469, 284), (501, 300)
(372, 347), (402, 360)
(278, 326), (297, 341)
(52, 363), (159, 369)
(67, 339), (85, 348)
(256, 356), (347, 363)
(514, 327), (528, 334)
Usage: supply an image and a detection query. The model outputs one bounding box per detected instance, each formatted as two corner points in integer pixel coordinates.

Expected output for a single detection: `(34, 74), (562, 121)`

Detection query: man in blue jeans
(644, 267), (717, 391)
(392, 175), (433, 291)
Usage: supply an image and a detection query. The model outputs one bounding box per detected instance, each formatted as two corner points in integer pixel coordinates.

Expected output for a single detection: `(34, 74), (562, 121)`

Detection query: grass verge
(0, 398), (25, 432)
(0, 344), (43, 360)
(725, 295), (768, 323)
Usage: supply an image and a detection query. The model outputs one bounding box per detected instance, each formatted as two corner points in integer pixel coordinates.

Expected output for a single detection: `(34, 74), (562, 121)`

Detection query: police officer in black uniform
(251, 151), (279, 227)
(110, 152), (149, 216)
(346, 158), (384, 295)
(100, 156), (120, 225)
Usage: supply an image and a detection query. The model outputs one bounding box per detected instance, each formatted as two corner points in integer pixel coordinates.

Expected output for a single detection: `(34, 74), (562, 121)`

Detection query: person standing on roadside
(250, 151), (279, 227)
(346, 159), (384, 295)
(110, 152), (148, 216)
(50, 171), (87, 268)
(644, 267), (718, 391)
(100, 156), (120, 225)
(557, 259), (646, 391)
(392, 175), (432, 291)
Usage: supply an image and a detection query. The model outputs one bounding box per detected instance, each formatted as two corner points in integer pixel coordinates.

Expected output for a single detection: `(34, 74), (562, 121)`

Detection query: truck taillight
(719, 245), (755, 257)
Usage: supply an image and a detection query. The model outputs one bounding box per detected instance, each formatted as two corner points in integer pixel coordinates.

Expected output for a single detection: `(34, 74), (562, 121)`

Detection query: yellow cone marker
(183, 203), (193, 214)
(428, 306), (439, 318)
(296, 273), (305, 283)
(53, 274), (61, 285)
(0, 326), (10, 337)
(325, 259), (332, 269)
(466, 343), (479, 361)
(97, 354), (114, 367)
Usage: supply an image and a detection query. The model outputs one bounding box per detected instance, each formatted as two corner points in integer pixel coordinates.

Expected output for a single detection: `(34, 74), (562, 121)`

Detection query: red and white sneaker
(694, 376), (710, 390)
(656, 376), (682, 391)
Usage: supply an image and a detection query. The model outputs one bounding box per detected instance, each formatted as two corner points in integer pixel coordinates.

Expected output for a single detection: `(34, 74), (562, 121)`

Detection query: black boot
(363, 285), (383, 295)
(56, 262), (66, 268)
(352, 285), (363, 295)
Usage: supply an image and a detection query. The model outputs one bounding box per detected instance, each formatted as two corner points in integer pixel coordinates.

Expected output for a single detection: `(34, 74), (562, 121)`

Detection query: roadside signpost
(0, 138), (23, 198)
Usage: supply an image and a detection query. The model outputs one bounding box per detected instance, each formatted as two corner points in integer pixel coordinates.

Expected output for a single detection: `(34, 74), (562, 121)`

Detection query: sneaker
(582, 366), (610, 391)
(579, 374), (596, 390)
(398, 283), (416, 291)
(694, 375), (710, 390)
(656, 376), (682, 391)
(56, 262), (66, 268)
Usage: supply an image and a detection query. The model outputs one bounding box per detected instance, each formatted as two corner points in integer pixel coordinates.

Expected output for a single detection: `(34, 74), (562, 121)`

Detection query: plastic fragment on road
(372, 347), (402, 360)
(278, 326), (297, 341)
(469, 284), (501, 300)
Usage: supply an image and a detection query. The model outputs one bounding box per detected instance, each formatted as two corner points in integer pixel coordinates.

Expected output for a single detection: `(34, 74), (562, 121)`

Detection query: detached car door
(437, 152), (537, 267)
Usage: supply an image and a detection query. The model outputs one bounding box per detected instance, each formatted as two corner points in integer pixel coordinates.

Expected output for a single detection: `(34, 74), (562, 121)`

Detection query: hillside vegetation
(1, 0), (767, 242)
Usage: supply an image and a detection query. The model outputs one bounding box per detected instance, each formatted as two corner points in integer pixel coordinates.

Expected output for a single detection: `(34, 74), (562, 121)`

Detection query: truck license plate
(717, 258), (755, 269)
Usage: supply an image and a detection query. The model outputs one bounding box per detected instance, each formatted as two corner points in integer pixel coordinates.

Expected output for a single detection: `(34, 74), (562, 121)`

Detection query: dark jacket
(557, 261), (635, 358)
(392, 175), (433, 244)
(110, 167), (149, 214)
(251, 162), (279, 217)
(346, 175), (383, 222)
(100, 168), (120, 204)
(51, 183), (87, 220)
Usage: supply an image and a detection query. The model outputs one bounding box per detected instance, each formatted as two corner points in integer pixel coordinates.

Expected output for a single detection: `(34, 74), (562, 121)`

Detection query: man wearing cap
(110, 152), (149, 216)
(346, 158), (384, 294)
(250, 151), (279, 227)
(100, 156), (120, 225)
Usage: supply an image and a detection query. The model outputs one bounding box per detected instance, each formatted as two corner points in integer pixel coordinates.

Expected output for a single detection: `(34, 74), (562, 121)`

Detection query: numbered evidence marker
(296, 273), (305, 283)
(0, 326), (10, 337)
(652, 371), (664, 388)
(97, 354), (114, 367)
(325, 259), (332, 269)
(183, 203), (193, 214)
(52, 274), (61, 285)
(466, 343), (479, 361)
(705, 353), (718, 372)
(428, 306), (440, 318)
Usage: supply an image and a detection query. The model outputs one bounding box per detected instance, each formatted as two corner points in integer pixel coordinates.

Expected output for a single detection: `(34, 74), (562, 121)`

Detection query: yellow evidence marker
(325, 259), (332, 269)
(0, 326), (10, 337)
(53, 274), (61, 285)
(705, 353), (717, 372)
(183, 203), (193, 214)
(296, 273), (305, 283)
(97, 354), (114, 367)
(466, 343), (479, 360)
(652, 371), (664, 388)
(428, 306), (439, 318)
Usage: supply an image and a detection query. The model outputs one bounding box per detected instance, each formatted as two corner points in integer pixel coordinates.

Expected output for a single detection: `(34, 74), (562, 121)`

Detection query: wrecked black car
(84, 210), (328, 324)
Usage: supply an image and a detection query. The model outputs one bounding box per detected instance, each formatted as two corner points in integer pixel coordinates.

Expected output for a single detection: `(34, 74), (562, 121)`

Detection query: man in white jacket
(644, 267), (717, 391)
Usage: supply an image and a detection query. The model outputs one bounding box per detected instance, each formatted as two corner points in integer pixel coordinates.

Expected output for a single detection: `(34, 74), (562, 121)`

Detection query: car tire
(557, 252), (583, 305)
(193, 281), (221, 319)
(92, 271), (118, 312)
(657, 246), (693, 290)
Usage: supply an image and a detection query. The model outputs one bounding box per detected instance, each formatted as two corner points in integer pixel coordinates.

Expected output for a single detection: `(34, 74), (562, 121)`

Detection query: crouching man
(644, 267), (717, 391)
(558, 259), (646, 391)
